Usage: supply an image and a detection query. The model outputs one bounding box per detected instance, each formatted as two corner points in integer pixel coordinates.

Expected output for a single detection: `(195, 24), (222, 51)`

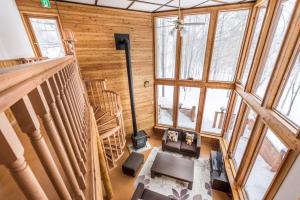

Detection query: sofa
(131, 183), (173, 200)
(162, 128), (201, 158)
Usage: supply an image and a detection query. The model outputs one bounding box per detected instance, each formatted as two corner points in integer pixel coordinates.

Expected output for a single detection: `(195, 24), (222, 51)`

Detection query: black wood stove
(114, 33), (148, 149)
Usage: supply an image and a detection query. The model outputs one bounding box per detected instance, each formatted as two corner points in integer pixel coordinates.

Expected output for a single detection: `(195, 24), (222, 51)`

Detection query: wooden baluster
(105, 91), (111, 113)
(117, 95), (126, 143)
(68, 68), (88, 146)
(72, 69), (88, 139)
(28, 87), (85, 199)
(55, 72), (87, 153)
(64, 68), (87, 143)
(59, 70), (87, 148)
(49, 76), (87, 170)
(41, 80), (87, 189)
(67, 67), (87, 140)
(11, 96), (71, 200)
(94, 81), (101, 110)
(71, 66), (85, 113)
(0, 112), (48, 200)
(89, 81), (96, 108)
(114, 95), (118, 114)
(95, 81), (103, 110)
(54, 74), (87, 158)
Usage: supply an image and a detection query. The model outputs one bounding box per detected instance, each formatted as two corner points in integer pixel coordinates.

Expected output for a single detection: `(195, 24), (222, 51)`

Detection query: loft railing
(0, 56), (103, 200)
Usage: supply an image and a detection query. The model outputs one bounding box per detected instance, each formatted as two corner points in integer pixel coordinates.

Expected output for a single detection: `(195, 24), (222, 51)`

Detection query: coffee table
(150, 152), (194, 189)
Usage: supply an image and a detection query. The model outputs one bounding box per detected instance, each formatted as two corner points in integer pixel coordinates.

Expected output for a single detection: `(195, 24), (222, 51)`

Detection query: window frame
(231, 105), (258, 170)
(153, 6), (253, 135)
(152, 1), (300, 199)
(208, 8), (251, 83)
(177, 86), (201, 131)
(154, 15), (179, 80)
(241, 125), (290, 200)
(21, 12), (66, 58)
(200, 88), (233, 135)
(272, 43), (300, 131)
(238, 2), (269, 87)
(155, 84), (176, 127)
(250, 0), (298, 101)
(179, 12), (211, 81)
(223, 92), (243, 146)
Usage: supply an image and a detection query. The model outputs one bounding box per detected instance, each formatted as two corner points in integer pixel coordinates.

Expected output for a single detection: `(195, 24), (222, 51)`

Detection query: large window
(155, 17), (178, 79)
(224, 94), (242, 144)
(253, 0), (297, 99)
(177, 87), (201, 130)
(240, 4), (268, 85)
(180, 14), (210, 80)
(275, 50), (300, 127)
(245, 129), (288, 200)
(201, 89), (231, 134)
(157, 85), (174, 126)
(209, 9), (249, 82)
(29, 17), (65, 58)
(233, 108), (257, 168)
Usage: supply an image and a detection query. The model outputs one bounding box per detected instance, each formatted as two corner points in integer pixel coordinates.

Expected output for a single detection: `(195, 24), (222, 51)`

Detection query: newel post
(11, 96), (71, 200)
(0, 112), (47, 200)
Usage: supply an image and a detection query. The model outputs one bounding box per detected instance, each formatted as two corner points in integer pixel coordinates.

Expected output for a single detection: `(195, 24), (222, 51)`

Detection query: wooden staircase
(85, 78), (126, 169)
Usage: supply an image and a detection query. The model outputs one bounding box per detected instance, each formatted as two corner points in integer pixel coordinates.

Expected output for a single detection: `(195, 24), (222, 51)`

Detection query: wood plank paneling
(17, 0), (155, 135)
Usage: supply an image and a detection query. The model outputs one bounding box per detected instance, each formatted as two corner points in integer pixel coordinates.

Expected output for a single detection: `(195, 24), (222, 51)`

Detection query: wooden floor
(109, 130), (231, 200)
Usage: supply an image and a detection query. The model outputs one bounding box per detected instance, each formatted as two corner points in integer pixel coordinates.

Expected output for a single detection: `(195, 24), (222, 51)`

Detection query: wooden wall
(16, 0), (155, 135)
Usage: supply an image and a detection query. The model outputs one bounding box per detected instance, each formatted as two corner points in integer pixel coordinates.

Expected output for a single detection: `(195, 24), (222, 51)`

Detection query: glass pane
(254, 0), (297, 98)
(180, 14), (210, 80)
(155, 17), (177, 79)
(29, 18), (65, 58)
(233, 108), (257, 168)
(276, 51), (300, 127)
(177, 87), (201, 130)
(157, 85), (174, 126)
(224, 94), (242, 144)
(201, 89), (231, 134)
(241, 5), (268, 85)
(209, 9), (249, 82)
(245, 129), (288, 200)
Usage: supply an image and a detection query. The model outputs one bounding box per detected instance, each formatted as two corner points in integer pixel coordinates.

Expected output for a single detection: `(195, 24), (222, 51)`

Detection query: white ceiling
(62, 0), (255, 13)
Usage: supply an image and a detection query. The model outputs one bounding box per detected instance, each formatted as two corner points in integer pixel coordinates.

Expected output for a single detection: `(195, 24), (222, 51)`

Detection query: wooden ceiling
(59, 0), (255, 13)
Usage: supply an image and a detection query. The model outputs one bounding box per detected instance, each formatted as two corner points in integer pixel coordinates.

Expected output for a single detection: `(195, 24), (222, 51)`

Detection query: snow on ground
(245, 154), (276, 200)
(202, 89), (230, 134)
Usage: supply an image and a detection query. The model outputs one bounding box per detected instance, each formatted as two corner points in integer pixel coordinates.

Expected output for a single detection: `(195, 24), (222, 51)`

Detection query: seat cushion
(142, 189), (171, 200)
(167, 128), (183, 141)
(165, 141), (181, 151)
(181, 142), (196, 155)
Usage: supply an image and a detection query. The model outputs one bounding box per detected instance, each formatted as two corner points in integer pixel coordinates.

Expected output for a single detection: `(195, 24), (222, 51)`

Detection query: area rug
(127, 141), (152, 153)
(134, 147), (212, 200)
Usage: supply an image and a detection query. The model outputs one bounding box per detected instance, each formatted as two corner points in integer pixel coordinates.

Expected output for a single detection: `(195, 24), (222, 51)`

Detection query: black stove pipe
(123, 38), (138, 136)
(114, 33), (138, 136)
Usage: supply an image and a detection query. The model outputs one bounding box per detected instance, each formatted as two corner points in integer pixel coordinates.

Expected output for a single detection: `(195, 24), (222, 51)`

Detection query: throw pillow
(185, 132), (194, 145)
(167, 130), (178, 142)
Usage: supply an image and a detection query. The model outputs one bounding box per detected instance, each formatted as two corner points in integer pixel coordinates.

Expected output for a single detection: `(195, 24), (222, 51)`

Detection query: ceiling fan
(156, 0), (206, 36)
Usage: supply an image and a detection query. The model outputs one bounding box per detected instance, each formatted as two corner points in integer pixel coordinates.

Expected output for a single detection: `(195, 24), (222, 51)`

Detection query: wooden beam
(153, 2), (254, 16)
(236, 85), (299, 149)
(154, 79), (235, 89)
(153, 0), (175, 12)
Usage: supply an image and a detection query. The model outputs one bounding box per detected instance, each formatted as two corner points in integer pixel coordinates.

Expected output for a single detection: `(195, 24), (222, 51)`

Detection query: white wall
(0, 0), (34, 59)
(274, 154), (300, 200)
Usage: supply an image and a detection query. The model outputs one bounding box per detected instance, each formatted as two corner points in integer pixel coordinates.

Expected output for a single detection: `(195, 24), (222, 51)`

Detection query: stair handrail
(0, 56), (73, 112)
(0, 55), (104, 200)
